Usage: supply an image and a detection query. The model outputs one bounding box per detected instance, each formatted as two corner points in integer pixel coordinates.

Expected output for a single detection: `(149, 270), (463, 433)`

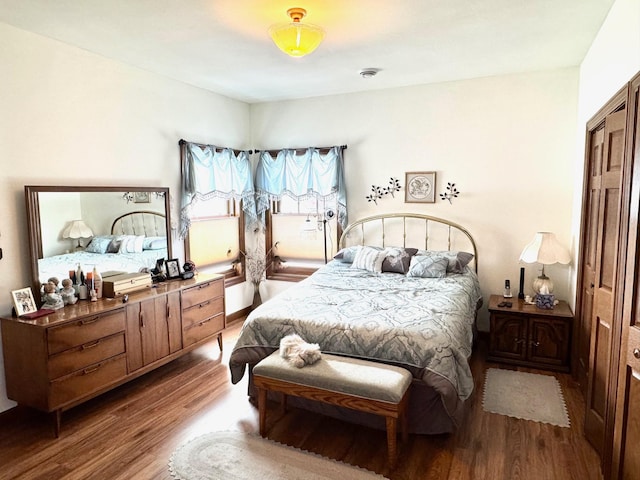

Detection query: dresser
(487, 294), (573, 372)
(1, 273), (225, 435)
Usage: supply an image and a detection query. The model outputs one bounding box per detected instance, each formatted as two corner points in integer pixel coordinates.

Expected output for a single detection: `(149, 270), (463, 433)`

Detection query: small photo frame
(405, 171), (436, 203)
(11, 287), (38, 317)
(165, 259), (181, 279)
(134, 191), (151, 203)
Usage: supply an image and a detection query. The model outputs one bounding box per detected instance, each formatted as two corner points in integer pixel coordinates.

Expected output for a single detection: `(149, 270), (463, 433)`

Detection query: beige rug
(169, 431), (389, 479)
(482, 368), (570, 427)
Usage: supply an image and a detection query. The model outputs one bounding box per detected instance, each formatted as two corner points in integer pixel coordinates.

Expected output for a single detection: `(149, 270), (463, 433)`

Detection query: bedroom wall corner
(0, 21), (251, 414)
(250, 68), (580, 331)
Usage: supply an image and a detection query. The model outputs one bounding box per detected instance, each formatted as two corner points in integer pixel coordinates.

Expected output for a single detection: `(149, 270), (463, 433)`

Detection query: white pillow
(351, 246), (387, 273)
(118, 235), (145, 253)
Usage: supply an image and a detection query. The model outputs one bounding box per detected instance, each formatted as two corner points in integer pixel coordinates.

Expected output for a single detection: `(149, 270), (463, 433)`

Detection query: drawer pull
(531, 341), (540, 347)
(200, 318), (212, 326)
(198, 301), (210, 309)
(82, 340), (101, 350)
(634, 348), (640, 359)
(80, 316), (99, 325)
(83, 365), (101, 375)
(198, 283), (210, 290)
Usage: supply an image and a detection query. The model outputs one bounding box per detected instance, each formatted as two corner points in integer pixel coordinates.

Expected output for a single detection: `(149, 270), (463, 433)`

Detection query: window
(255, 146), (347, 281)
(179, 141), (256, 286)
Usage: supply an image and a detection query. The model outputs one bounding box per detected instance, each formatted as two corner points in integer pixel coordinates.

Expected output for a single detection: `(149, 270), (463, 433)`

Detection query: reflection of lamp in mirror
(519, 232), (570, 294)
(62, 220), (94, 251)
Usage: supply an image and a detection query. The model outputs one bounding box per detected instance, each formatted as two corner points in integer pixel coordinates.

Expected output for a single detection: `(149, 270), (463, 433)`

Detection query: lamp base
(533, 274), (554, 295)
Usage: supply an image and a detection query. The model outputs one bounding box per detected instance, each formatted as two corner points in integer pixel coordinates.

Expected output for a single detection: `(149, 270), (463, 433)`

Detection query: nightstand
(487, 294), (573, 372)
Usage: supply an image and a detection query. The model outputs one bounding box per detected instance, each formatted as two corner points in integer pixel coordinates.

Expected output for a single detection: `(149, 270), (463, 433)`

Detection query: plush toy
(279, 334), (321, 368)
(42, 281), (65, 310)
(60, 278), (78, 305)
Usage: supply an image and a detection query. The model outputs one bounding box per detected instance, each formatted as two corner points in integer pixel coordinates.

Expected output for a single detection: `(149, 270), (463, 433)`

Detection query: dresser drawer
(48, 333), (126, 379)
(182, 297), (224, 330)
(181, 280), (223, 309)
(182, 313), (224, 347)
(48, 309), (126, 355)
(49, 354), (127, 408)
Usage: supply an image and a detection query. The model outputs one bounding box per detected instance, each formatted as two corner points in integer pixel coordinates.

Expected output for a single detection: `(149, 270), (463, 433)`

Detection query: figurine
(47, 277), (60, 292)
(60, 278), (78, 305)
(42, 281), (64, 310)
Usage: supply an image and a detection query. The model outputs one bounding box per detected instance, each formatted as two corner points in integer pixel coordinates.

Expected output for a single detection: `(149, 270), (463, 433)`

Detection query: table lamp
(519, 232), (570, 294)
(62, 220), (94, 251)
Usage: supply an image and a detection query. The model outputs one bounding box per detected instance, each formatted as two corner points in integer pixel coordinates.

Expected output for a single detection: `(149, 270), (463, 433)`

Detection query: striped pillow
(351, 246), (386, 273)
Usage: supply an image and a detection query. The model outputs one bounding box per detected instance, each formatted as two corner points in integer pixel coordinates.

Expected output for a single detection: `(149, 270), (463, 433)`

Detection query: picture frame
(11, 287), (38, 317)
(133, 191), (151, 204)
(405, 171), (436, 203)
(165, 258), (181, 279)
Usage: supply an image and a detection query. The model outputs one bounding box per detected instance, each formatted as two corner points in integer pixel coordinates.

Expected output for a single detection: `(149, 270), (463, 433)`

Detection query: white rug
(482, 368), (570, 427)
(169, 431), (389, 480)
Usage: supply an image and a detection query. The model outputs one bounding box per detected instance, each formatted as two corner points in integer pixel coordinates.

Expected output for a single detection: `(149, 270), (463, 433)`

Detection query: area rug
(169, 431), (388, 479)
(482, 368), (570, 427)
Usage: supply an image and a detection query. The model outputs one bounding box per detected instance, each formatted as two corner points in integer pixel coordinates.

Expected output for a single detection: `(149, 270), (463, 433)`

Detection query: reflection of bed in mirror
(38, 211), (168, 284)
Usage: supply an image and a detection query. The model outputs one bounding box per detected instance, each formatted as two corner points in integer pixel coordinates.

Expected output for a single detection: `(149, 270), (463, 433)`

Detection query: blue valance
(180, 142), (257, 238)
(255, 146), (347, 229)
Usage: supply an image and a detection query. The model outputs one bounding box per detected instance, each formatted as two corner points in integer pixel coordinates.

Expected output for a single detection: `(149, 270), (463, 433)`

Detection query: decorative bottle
(93, 266), (103, 299)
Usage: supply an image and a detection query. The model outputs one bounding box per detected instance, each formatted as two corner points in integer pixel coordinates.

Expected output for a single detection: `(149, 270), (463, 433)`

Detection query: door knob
(633, 348), (640, 359)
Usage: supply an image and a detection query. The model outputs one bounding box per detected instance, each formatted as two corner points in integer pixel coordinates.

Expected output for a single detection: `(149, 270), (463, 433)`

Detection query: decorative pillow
(407, 255), (449, 278)
(416, 250), (474, 274)
(117, 235), (145, 254)
(107, 235), (124, 253)
(334, 245), (363, 263)
(142, 236), (167, 250)
(381, 247), (419, 274)
(85, 236), (113, 254)
(351, 246), (386, 273)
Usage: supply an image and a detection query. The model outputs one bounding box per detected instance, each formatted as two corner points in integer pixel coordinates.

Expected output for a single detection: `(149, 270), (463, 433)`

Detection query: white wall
(251, 69), (579, 329)
(0, 22), (250, 413)
(570, 0), (640, 304)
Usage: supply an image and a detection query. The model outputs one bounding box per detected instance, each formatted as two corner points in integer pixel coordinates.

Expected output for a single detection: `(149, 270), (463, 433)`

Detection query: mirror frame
(25, 185), (172, 300)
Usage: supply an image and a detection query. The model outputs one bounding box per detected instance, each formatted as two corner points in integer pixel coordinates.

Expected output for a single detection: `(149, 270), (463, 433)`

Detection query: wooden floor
(0, 320), (602, 480)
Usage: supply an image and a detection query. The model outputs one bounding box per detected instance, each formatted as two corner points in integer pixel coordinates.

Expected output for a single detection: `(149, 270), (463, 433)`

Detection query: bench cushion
(253, 351), (412, 403)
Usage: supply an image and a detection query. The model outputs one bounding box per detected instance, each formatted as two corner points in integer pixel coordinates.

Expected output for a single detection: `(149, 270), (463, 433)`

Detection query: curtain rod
(254, 145), (347, 156)
(179, 139), (347, 156)
(179, 139), (253, 155)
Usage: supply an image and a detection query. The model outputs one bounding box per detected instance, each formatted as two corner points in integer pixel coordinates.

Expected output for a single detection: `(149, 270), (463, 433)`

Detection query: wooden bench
(253, 350), (412, 467)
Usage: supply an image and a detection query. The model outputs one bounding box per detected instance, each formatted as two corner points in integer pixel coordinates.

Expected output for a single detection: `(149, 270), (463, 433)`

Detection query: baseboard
(227, 306), (251, 324)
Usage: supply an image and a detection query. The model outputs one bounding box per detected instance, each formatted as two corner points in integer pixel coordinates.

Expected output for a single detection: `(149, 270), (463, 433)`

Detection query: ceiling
(0, 0), (614, 104)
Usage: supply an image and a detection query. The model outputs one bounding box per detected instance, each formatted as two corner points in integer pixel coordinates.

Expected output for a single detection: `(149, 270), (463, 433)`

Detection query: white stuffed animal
(279, 334), (321, 368)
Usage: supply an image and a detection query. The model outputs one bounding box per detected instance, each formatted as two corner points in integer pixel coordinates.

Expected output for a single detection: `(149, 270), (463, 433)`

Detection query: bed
(37, 211), (168, 283)
(229, 213), (482, 434)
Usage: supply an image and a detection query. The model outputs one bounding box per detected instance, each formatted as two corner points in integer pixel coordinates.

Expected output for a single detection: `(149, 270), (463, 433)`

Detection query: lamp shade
(62, 220), (93, 240)
(519, 232), (570, 265)
(269, 8), (325, 57)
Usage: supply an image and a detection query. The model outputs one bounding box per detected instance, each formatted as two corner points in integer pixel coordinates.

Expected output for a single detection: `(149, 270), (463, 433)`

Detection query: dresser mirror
(25, 186), (172, 299)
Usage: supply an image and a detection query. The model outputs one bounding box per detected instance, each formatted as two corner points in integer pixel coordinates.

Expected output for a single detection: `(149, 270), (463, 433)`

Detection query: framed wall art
(405, 171), (436, 203)
(11, 287), (38, 316)
(134, 191), (151, 203)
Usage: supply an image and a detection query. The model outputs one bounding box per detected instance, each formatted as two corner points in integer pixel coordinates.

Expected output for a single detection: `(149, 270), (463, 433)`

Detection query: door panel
(585, 108), (627, 455)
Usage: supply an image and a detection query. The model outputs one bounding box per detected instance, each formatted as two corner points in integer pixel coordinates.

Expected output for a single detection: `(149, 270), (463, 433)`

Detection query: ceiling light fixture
(269, 7), (325, 58)
(359, 68), (380, 78)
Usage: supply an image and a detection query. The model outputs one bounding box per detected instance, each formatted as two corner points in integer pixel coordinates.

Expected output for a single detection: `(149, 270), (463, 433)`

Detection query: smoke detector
(359, 68), (380, 79)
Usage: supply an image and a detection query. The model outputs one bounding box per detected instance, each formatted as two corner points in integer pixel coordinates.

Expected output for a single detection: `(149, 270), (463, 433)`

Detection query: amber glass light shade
(269, 8), (325, 57)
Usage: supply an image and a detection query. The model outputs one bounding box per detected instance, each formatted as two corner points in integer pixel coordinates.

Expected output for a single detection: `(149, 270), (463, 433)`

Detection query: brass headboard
(339, 213), (478, 273)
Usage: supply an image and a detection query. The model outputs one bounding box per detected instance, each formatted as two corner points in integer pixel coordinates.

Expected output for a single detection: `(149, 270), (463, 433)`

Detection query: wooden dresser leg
(385, 416), (397, 468)
(53, 409), (62, 438)
(217, 333), (223, 352)
(258, 387), (267, 437)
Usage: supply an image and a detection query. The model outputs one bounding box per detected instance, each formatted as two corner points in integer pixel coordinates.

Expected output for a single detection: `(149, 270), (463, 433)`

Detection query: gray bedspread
(229, 260), (482, 406)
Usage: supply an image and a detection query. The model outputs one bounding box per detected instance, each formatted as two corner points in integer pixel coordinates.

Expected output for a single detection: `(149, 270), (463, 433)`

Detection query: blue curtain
(179, 142), (257, 238)
(255, 146), (347, 229)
